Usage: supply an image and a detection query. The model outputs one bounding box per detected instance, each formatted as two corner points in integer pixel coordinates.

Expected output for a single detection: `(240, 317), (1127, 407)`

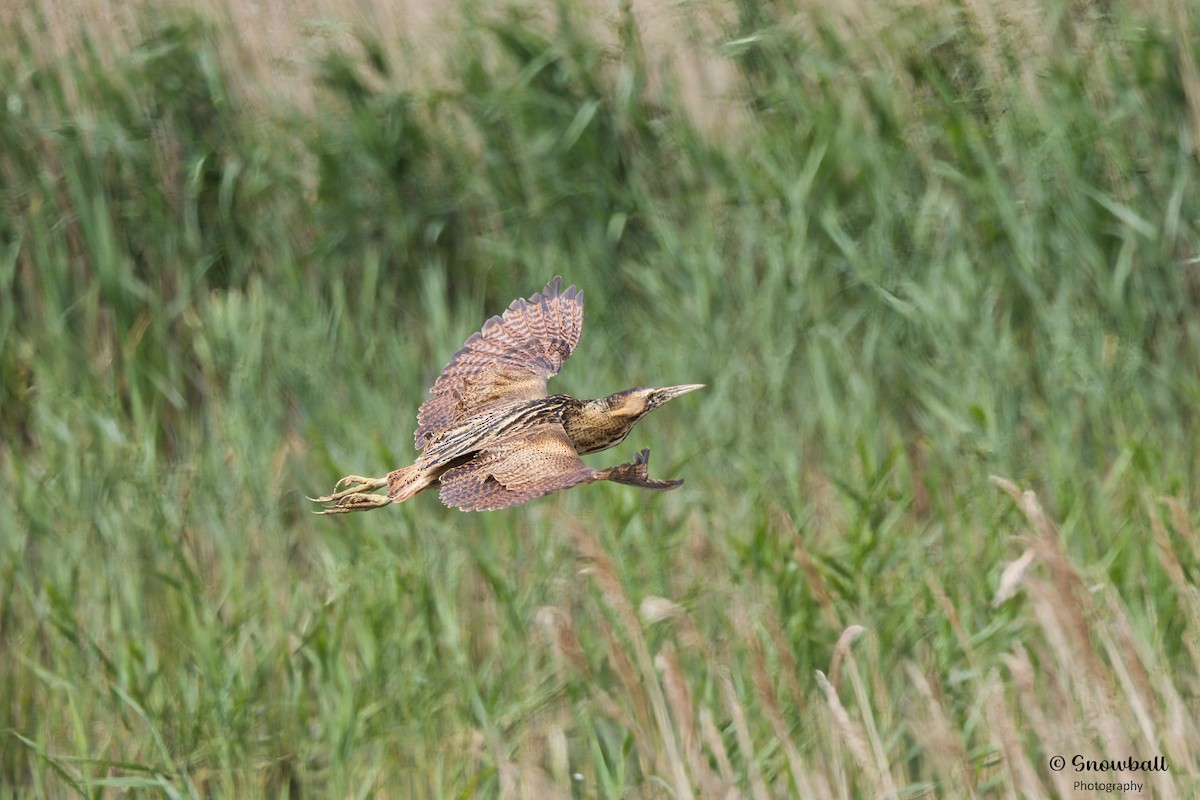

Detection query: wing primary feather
(413, 277), (586, 449)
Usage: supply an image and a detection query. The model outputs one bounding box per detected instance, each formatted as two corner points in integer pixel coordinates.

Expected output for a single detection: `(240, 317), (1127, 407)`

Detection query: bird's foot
(604, 448), (683, 491)
(309, 476), (391, 514)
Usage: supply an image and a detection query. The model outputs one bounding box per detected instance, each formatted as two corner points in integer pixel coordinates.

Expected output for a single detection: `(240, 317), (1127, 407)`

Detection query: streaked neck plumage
(560, 394), (643, 455)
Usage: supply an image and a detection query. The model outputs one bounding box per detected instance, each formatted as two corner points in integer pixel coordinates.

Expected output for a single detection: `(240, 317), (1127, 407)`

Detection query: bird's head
(569, 384), (704, 455)
(603, 384), (705, 420)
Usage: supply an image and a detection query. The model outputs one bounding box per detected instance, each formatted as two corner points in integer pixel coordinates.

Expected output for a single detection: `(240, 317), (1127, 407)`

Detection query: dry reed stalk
(1150, 500), (1189, 589)
(1023, 515), (1140, 772)
(960, 0), (1007, 104)
(993, 545), (1037, 607)
(815, 668), (881, 795)
(760, 608), (805, 717)
(531, 606), (582, 797)
(841, 643), (900, 799)
(638, 597), (710, 662)
(827, 624), (865, 692)
(1170, 0), (1200, 161)
(925, 576), (974, 657)
(698, 706), (737, 791)
(592, 603), (653, 748)
(479, 727), (519, 800)
(640, 595), (709, 662)
(625, 0), (745, 138)
(726, 596), (810, 790)
(1146, 500), (1200, 758)
(1099, 592), (1160, 735)
(1030, 575), (1139, 763)
(532, 604), (640, 735)
(641, 592), (749, 796)
(655, 645), (696, 760)
(782, 512), (842, 630)
(534, 606), (588, 676)
(18, 0), (454, 115)
(546, 723), (570, 795)
(745, 626), (817, 797)
(1149, 497), (1200, 674)
(1161, 496), (1196, 552)
(979, 669), (1042, 797)
(1096, 591), (1188, 800)
(568, 523), (693, 799)
(991, 476), (1200, 796)
(992, 477), (1110, 685)
(656, 644), (731, 799)
(535, 581), (646, 767)
(719, 668), (770, 800)
(1001, 644), (1076, 798)
(904, 664), (979, 798)
(512, 721), (565, 800)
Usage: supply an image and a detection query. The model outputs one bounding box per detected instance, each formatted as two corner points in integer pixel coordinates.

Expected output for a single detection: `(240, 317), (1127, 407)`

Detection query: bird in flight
(312, 277), (702, 513)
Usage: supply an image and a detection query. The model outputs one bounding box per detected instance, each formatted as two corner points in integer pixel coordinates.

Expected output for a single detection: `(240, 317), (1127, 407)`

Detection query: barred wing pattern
(438, 424), (595, 511)
(414, 277), (584, 449)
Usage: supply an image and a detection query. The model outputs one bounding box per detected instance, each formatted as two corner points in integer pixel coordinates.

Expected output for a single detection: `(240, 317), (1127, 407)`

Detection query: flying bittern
(312, 277), (702, 513)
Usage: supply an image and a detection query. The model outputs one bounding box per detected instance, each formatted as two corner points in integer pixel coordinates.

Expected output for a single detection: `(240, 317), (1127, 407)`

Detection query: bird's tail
(386, 464), (430, 503)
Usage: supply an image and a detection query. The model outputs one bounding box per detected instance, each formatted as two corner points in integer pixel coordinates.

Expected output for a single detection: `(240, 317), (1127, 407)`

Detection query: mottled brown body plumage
(312, 277), (702, 513)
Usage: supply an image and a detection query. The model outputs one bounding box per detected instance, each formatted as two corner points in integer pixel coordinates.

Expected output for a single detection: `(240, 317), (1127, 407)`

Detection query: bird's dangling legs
(309, 475), (391, 514)
(311, 465), (430, 514)
(598, 448), (683, 491)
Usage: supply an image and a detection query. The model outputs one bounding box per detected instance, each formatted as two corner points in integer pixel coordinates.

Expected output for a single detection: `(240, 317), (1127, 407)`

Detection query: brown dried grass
(528, 485), (1200, 797)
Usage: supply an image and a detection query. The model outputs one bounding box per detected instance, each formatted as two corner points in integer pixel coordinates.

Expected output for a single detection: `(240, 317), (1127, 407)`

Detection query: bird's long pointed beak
(653, 384), (705, 404)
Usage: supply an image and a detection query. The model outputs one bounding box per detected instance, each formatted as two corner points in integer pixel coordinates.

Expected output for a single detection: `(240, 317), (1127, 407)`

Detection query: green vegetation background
(2, 0), (1199, 795)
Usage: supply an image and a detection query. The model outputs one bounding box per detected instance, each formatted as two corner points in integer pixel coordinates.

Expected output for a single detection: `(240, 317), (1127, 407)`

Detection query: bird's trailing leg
(598, 448), (682, 491)
(309, 475), (392, 514)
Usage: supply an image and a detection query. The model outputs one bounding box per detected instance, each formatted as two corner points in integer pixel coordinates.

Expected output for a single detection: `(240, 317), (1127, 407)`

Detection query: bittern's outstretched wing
(438, 425), (594, 510)
(438, 424), (681, 511)
(414, 277), (584, 449)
